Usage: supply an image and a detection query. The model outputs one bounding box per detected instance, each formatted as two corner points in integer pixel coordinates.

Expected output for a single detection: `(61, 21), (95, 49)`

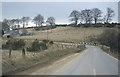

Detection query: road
(16, 45), (118, 75)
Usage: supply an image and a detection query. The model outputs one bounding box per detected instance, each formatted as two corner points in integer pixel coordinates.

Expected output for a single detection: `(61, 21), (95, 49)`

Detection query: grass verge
(2, 48), (83, 75)
(100, 46), (119, 60)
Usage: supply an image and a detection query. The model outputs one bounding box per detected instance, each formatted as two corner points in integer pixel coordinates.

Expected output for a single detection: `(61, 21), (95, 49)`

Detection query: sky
(118, 1), (120, 22)
(1, 0), (120, 2)
(1, 2), (119, 25)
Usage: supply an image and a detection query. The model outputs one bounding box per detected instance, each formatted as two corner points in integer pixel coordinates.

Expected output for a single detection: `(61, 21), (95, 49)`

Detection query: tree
(11, 19), (17, 30)
(69, 10), (80, 26)
(104, 8), (115, 23)
(33, 16), (38, 28)
(21, 17), (31, 28)
(81, 9), (93, 24)
(98, 29), (118, 52)
(46, 17), (55, 40)
(46, 17), (55, 39)
(3, 19), (16, 30)
(21, 17), (26, 28)
(46, 17), (55, 27)
(92, 8), (102, 24)
(2, 19), (10, 31)
(15, 18), (21, 31)
(3, 19), (9, 23)
(25, 17), (31, 27)
(33, 14), (44, 28)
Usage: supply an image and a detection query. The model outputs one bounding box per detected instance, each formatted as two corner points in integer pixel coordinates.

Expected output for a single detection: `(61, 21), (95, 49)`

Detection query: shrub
(2, 39), (25, 50)
(2, 44), (9, 49)
(31, 39), (40, 51)
(97, 29), (118, 51)
(26, 47), (32, 51)
(39, 42), (47, 50)
(14, 39), (25, 50)
(49, 41), (54, 44)
(27, 39), (47, 52)
(42, 39), (49, 44)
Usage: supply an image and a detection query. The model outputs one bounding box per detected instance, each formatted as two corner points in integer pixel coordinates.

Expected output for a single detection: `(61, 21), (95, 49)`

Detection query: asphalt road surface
(16, 45), (119, 75)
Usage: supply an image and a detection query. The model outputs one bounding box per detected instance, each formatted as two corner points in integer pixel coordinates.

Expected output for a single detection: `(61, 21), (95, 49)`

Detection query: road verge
(3, 47), (86, 75)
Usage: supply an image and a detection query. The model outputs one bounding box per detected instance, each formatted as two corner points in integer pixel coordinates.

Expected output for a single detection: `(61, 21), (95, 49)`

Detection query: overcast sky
(118, 1), (120, 22)
(1, 0), (119, 2)
(2, 2), (119, 24)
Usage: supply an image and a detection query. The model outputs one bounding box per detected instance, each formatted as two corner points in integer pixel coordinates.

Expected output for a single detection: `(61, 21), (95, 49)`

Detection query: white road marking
(103, 51), (118, 61)
(93, 68), (96, 75)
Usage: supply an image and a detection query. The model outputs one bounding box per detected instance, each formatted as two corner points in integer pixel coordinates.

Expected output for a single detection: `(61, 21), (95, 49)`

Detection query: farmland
(2, 26), (118, 75)
(16, 26), (107, 42)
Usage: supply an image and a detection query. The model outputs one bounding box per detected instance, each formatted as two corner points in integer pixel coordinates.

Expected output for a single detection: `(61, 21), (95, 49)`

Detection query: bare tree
(46, 17), (55, 39)
(81, 9), (93, 24)
(46, 17), (55, 27)
(25, 17), (31, 27)
(21, 17), (26, 28)
(69, 10), (80, 26)
(21, 17), (30, 28)
(11, 19), (18, 30)
(5, 19), (14, 30)
(15, 18), (21, 31)
(33, 16), (38, 28)
(33, 14), (44, 28)
(2, 19), (10, 31)
(104, 7), (115, 23)
(5, 19), (16, 30)
(3, 19), (9, 23)
(92, 8), (102, 24)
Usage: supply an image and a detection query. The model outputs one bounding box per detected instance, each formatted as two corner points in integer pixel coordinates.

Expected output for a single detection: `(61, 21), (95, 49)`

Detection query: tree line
(69, 7), (115, 25)
(2, 14), (55, 31)
(1, 7), (117, 32)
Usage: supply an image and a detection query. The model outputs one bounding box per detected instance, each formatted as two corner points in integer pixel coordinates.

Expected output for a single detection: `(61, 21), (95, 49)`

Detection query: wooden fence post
(9, 47), (12, 58)
(22, 48), (26, 58)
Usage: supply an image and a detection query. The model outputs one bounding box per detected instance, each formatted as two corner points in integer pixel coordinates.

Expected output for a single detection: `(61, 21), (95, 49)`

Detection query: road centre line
(93, 68), (96, 75)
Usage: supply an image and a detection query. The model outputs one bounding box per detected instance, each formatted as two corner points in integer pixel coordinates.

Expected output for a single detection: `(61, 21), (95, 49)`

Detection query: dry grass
(16, 27), (105, 42)
(2, 44), (64, 61)
(2, 26), (112, 74)
(2, 44), (79, 74)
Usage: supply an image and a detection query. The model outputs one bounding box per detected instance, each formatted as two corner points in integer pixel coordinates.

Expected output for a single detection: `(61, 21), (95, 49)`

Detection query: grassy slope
(16, 27), (105, 42)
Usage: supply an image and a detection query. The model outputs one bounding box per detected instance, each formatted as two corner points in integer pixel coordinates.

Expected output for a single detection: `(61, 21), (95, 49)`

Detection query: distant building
(3, 30), (20, 39)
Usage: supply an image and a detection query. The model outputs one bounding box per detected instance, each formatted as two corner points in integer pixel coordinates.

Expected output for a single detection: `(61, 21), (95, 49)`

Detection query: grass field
(2, 26), (118, 74)
(16, 26), (107, 42)
(2, 45), (80, 75)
